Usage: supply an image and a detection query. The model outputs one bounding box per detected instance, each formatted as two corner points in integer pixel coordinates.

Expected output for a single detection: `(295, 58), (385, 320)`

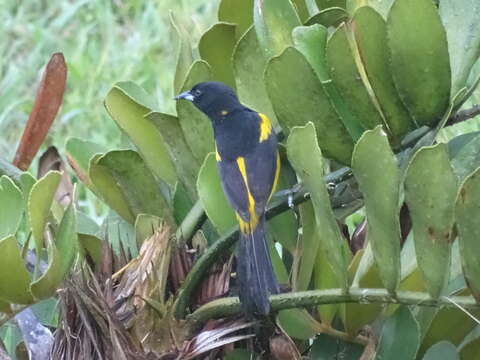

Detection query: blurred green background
(0, 0), (219, 160)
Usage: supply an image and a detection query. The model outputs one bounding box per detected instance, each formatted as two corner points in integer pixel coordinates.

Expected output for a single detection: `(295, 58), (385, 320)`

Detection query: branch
(186, 288), (480, 333)
(447, 104), (480, 126)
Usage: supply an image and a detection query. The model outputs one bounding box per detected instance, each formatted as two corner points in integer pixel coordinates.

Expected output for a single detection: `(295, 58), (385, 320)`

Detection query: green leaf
(218, 0), (254, 39)
(326, 24), (385, 131)
(253, 0), (301, 58)
(419, 307), (479, 356)
(448, 131), (480, 182)
(172, 182), (195, 224)
(315, 0), (346, 10)
(287, 123), (348, 290)
(0, 176), (24, 239)
(0, 235), (33, 304)
(197, 153), (236, 235)
(387, 0), (451, 126)
(224, 349), (255, 360)
(78, 234), (103, 265)
(105, 82), (177, 186)
(31, 202), (77, 300)
(347, 0), (395, 19)
(94, 150), (172, 224)
(440, 0), (480, 97)
(353, 7), (414, 141)
(292, 0), (310, 22)
(135, 213), (162, 247)
(277, 309), (321, 340)
(28, 171), (61, 256)
(89, 154), (135, 223)
(233, 26), (277, 124)
(404, 144), (457, 298)
(292, 24), (329, 80)
(65, 137), (106, 186)
(199, 23), (237, 89)
(295, 202), (321, 290)
(460, 338), (480, 360)
(176, 61), (215, 164)
(352, 126), (401, 293)
(376, 306), (420, 360)
(265, 47), (354, 164)
(305, 7), (348, 27)
(422, 341), (459, 360)
(171, 12), (194, 94)
(456, 167), (480, 301)
(146, 112), (199, 198)
(309, 333), (364, 359)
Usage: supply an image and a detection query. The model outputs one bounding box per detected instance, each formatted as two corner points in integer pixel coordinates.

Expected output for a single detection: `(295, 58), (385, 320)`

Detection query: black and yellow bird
(175, 82), (279, 315)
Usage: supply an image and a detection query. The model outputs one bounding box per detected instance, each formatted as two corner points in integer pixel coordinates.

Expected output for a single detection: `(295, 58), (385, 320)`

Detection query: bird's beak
(174, 91), (194, 102)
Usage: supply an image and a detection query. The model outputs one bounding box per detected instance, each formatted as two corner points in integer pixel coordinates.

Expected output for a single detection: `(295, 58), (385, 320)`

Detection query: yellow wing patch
(258, 113), (272, 143)
(215, 144), (222, 161)
(236, 156), (259, 232)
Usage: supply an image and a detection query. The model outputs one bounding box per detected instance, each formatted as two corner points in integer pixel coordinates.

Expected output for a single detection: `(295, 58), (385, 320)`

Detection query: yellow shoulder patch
(258, 113), (272, 143)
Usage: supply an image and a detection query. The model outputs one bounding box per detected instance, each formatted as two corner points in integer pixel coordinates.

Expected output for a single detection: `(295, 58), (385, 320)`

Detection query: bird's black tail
(236, 215), (279, 316)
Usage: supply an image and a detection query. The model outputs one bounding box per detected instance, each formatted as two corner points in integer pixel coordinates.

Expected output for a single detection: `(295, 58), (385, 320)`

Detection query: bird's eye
(194, 89), (202, 97)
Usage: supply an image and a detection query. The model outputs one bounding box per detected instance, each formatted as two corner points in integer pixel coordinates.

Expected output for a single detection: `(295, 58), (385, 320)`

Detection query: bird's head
(174, 81), (241, 118)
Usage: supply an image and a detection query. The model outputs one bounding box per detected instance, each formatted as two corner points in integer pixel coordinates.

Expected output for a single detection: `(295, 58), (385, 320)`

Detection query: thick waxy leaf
(197, 153), (236, 235)
(171, 13), (194, 94)
(353, 7), (414, 140)
(147, 112), (199, 198)
(387, 0), (451, 126)
(460, 338), (480, 360)
(29, 171), (61, 255)
(135, 214), (162, 247)
(305, 7), (348, 27)
(309, 333), (364, 359)
(456, 168), (480, 301)
(287, 123), (348, 290)
(13, 53), (66, 171)
(347, 0), (395, 18)
(405, 144), (457, 298)
(292, 24), (363, 142)
(89, 154), (135, 223)
(422, 341), (459, 360)
(65, 137), (106, 186)
(0, 176), (23, 239)
(176, 61), (215, 164)
(295, 202), (321, 290)
(105, 82), (177, 186)
(0, 235), (33, 304)
(440, 0), (480, 97)
(352, 126), (401, 293)
(94, 150), (172, 224)
(199, 23), (237, 89)
(327, 24), (385, 131)
(315, 0), (346, 10)
(266, 47), (353, 164)
(218, 0), (254, 39)
(277, 309), (321, 340)
(253, 0), (301, 58)
(233, 26), (277, 124)
(293, 24), (329, 80)
(419, 306), (479, 356)
(291, 0), (310, 22)
(172, 182), (195, 223)
(376, 307), (420, 360)
(448, 131), (480, 182)
(31, 202), (77, 299)
(78, 234), (103, 265)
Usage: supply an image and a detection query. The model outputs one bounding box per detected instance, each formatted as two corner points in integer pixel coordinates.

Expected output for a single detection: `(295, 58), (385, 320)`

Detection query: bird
(175, 81), (280, 315)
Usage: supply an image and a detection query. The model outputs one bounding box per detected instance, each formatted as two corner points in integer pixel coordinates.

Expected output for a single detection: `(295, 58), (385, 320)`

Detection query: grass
(0, 0), (219, 161)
